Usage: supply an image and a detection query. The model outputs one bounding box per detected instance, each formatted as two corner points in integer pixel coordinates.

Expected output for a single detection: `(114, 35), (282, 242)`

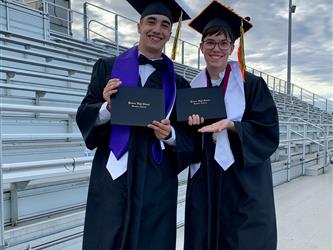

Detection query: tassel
(238, 19), (245, 81)
(171, 11), (183, 61)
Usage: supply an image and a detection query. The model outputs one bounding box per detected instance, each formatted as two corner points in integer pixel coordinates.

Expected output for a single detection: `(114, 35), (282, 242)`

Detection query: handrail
(84, 2), (136, 23)
(287, 117), (325, 132)
(2, 157), (92, 172)
(284, 129), (324, 147)
(87, 29), (113, 43)
(282, 117), (330, 180)
(2, 133), (82, 141)
(87, 19), (119, 54)
(0, 103), (77, 115)
(0, 83), (86, 97)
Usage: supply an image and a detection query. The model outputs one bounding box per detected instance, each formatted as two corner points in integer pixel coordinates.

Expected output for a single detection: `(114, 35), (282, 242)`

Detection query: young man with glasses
(184, 1), (279, 249)
(76, 0), (198, 249)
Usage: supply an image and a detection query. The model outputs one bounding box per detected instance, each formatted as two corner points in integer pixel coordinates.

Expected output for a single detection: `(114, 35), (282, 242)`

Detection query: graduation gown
(76, 56), (198, 250)
(184, 71), (279, 250)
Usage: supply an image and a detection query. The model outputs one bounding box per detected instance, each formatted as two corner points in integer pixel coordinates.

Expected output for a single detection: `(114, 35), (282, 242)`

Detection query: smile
(148, 35), (162, 42)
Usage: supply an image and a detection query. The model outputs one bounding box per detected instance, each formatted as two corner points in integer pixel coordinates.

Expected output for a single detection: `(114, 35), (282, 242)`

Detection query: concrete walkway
(274, 168), (332, 250)
(177, 167), (333, 250)
(61, 168), (332, 250)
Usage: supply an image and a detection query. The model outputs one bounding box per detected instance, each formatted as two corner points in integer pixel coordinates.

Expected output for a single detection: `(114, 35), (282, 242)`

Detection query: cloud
(70, 0), (333, 101)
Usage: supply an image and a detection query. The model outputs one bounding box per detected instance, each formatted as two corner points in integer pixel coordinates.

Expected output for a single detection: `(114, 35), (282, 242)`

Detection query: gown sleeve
(76, 58), (114, 149)
(232, 73), (279, 168)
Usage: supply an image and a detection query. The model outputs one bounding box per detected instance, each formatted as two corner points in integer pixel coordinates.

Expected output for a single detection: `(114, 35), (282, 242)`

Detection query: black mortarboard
(188, 0), (252, 39)
(127, 0), (190, 23)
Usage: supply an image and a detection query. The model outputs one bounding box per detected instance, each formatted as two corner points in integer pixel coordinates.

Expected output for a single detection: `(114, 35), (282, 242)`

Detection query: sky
(71, 0), (333, 101)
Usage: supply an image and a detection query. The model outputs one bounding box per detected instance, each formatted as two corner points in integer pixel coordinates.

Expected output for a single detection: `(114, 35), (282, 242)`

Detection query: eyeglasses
(202, 39), (232, 50)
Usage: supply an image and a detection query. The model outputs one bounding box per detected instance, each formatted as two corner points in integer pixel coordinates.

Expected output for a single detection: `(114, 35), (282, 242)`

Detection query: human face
(200, 33), (234, 71)
(137, 15), (172, 58)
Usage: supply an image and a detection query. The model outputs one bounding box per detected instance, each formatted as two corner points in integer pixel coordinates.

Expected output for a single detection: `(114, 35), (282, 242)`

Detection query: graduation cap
(188, 0), (252, 39)
(127, 0), (190, 23)
(127, 0), (191, 61)
(189, 0), (253, 80)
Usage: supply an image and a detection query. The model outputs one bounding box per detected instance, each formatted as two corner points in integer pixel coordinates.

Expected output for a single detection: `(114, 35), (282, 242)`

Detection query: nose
(212, 43), (222, 52)
(151, 23), (162, 34)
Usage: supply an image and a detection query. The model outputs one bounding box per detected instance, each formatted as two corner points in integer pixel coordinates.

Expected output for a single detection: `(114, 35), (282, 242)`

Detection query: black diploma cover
(110, 87), (165, 126)
(176, 87), (227, 122)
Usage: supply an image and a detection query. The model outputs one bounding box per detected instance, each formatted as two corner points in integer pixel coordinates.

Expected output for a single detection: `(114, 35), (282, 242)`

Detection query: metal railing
(1, 0), (333, 247)
(247, 66), (333, 113)
(1, 0), (332, 113)
(280, 118), (333, 181)
(0, 109), (4, 250)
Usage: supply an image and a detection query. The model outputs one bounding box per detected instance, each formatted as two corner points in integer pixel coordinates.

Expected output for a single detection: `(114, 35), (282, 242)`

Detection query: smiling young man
(184, 1), (279, 250)
(76, 1), (194, 249)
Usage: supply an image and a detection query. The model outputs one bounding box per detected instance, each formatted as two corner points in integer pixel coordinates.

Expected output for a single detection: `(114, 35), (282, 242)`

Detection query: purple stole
(108, 46), (176, 164)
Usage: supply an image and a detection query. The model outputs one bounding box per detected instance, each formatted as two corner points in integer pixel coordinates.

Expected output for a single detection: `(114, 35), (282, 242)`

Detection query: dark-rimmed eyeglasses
(202, 39), (232, 50)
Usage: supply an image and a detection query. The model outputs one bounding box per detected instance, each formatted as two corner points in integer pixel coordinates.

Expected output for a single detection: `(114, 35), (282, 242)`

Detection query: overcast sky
(71, 0), (332, 101)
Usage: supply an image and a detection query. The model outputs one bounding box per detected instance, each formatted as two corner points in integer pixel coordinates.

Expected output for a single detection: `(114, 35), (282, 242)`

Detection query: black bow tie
(138, 54), (163, 69)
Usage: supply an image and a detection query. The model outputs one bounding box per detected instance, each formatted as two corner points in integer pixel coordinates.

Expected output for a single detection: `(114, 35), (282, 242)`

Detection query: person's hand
(103, 78), (122, 111)
(198, 119), (235, 133)
(148, 119), (172, 140)
(188, 114), (204, 126)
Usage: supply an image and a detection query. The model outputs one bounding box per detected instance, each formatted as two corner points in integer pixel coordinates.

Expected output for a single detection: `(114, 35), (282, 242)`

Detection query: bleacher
(0, 0), (332, 249)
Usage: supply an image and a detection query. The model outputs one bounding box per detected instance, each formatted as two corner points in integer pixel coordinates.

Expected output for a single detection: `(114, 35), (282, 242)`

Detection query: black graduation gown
(184, 71), (280, 250)
(76, 56), (198, 250)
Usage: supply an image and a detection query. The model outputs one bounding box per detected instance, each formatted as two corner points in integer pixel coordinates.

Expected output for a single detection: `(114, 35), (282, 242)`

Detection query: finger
(149, 126), (169, 139)
(107, 78), (120, 84)
(106, 79), (122, 89)
(149, 123), (169, 135)
(147, 124), (160, 131)
(152, 120), (169, 131)
(188, 116), (193, 126)
(194, 114), (201, 125)
(200, 117), (204, 124)
(198, 125), (213, 133)
(161, 119), (170, 125)
(109, 89), (118, 96)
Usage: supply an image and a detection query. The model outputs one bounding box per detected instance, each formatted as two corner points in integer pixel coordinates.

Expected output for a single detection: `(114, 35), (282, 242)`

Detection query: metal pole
(67, 9), (70, 36)
(287, 0), (295, 95)
(115, 15), (119, 56)
(181, 41), (185, 65)
(83, 2), (88, 41)
(197, 47), (200, 69)
(5, 0), (9, 31)
(0, 109), (5, 248)
(287, 124), (291, 181)
(324, 126), (328, 170)
(302, 125), (306, 175)
(42, 0), (47, 40)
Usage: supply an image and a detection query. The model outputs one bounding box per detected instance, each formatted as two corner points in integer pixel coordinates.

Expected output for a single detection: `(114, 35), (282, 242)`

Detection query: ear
(229, 44), (235, 55)
(200, 43), (204, 54)
(137, 23), (141, 34)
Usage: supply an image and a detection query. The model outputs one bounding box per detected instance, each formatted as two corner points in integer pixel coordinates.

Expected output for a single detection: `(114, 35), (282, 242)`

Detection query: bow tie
(138, 54), (163, 69)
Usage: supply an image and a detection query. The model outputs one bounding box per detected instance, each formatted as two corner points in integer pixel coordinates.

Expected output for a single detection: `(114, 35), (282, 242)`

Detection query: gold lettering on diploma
(190, 99), (211, 105)
(128, 101), (151, 109)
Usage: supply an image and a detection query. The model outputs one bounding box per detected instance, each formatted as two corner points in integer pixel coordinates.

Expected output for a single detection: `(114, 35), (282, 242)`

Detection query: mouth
(208, 54), (225, 60)
(148, 35), (163, 42)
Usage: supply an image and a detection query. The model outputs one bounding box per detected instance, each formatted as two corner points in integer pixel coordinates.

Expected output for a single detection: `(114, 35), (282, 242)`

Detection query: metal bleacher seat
(0, 0), (332, 248)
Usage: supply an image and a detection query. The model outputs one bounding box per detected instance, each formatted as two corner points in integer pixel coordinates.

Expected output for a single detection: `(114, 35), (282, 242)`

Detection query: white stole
(190, 61), (246, 176)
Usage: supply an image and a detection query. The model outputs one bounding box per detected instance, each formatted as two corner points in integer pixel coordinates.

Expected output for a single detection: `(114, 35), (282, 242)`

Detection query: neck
(138, 45), (163, 60)
(207, 65), (226, 80)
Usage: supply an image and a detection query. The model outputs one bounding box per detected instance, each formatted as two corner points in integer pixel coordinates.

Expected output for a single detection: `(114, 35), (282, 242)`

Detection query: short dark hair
(201, 26), (235, 44)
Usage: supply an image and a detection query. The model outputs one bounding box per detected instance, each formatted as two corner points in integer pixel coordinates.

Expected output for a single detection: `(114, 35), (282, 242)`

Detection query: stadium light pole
(287, 0), (296, 95)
